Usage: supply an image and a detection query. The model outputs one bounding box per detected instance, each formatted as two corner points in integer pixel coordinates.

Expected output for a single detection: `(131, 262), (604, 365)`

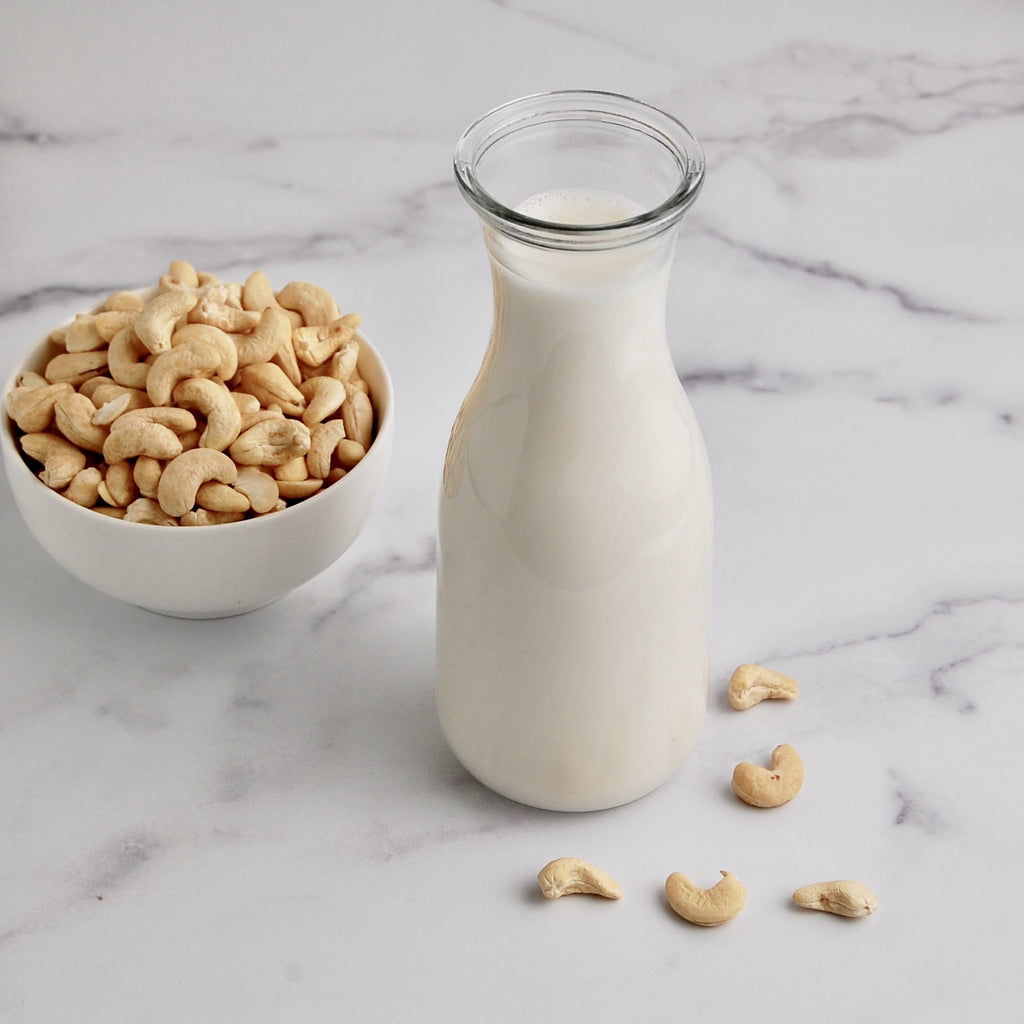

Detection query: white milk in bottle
(438, 92), (711, 811)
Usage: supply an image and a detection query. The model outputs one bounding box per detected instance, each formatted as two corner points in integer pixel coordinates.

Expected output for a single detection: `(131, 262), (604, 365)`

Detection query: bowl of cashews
(1, 262), (394, 618)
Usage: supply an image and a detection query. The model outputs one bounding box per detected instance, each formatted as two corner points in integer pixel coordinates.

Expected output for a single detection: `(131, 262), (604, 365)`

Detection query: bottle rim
(453, 90), (705, 251)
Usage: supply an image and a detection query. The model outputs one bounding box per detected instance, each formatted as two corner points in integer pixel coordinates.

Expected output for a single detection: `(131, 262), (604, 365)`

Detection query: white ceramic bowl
(1, 302), (394, 618)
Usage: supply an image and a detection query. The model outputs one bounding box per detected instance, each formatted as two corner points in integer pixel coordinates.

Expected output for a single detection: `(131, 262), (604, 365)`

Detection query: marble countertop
(2, 1), (1022, 1020)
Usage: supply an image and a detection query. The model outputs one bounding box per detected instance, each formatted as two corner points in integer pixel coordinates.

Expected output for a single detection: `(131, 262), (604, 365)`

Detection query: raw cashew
(64, 467), (103, 507)
(276, 280), (341, 326)
(54, 392), (107, 453)
(44, 350), (108, 387)
(133, 456), (163, 499)
(103, 291), (146, 313)
(732, 743), (804, 808)
(169, 323), (239, 381)
(172, 377), (242, 451)
(275, 478), (323, 499)
(307, 419), (348, 479)
(188, 295), (260, 333)
(234, 466), (280, 514)
(665, 870), (747, 927)
(180, 508), (246, 526)
(335, 439), (366, 470)
(94, 310), (138, 343)
(111, 406), (197, 435)
(241, 270), (303, 328)
(103, 420), (183, 464)
(300, 376), (346, 426)
(98, 460), (138, 508)
(341, 387), (373, 450)
(5, 381), (74, 432)
(107, 325), (153, 389)
(20, 432), (88, 489)
(168, 260), (200, 289)
(64, 314), (105, 353)
(292, 313), (361, 368)
(195, 481), (250, 514)
(157, 448), (238, 517)
(134, 288), (199, 354)
(237, 362), (306, 417)
(233, 306), (292, 367)
(146, 334), (228, 406)
(124, 497), (179, 526)
(793, 880), (878, 918)
(229, 418), (311, 466)
(729, 664), (799, 710)
(537, 858), (622, 900)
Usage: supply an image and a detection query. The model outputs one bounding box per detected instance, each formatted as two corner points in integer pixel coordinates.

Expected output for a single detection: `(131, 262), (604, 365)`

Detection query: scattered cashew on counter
(537, 858), (623, 900)
(665, 870), (747, 927)
(728, 663), (799, 710)
(732, 742), (805, 808)
(793, 880), (878, 918)
(5, 261), (377, 524)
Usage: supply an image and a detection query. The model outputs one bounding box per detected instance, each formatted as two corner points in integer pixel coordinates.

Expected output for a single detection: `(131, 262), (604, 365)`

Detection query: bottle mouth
(454, 90), (705, 251)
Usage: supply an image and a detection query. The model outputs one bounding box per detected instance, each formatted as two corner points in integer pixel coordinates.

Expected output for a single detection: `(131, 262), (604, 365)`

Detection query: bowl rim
(2, 288), (395, 534)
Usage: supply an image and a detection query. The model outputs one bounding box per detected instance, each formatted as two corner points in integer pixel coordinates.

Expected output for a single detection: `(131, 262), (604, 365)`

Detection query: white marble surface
(2, 0), (1022, 1020)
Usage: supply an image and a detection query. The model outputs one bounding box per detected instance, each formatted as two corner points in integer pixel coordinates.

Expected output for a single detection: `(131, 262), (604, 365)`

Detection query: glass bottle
(437, 91), (711, 811)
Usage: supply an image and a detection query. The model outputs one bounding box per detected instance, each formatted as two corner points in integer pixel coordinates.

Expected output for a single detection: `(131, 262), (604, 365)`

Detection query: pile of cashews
(5, 261), (376, 525)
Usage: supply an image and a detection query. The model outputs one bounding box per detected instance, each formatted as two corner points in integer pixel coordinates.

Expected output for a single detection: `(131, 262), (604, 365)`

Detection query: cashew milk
(436, 187), (712, 811)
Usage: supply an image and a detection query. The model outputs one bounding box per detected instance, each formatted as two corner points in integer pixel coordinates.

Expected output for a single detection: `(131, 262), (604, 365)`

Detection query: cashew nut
(103, 420), (184, 464)
(188, 295), (260, 334)
(169, 323), (238, 381)
(146, 334), (228, 406)
(5, 381), (74, 432)
(237, 362), (306, 417)
(103, 325), (151, 389)
(172, 377), (242, 451)
(341, 387), (373, 450)
(98, 460), (138, 508)
(275, 478), (323, 500)
(20, 432), (88, 489)
(241, 270), (303, 328)
(124, 497), (179, 526)
(133, 456), (163, 499)
(53, 392), (107, 454)
(728, 664), (799, 710)
(665, 870), (747, 927)
(793, 880), (878, 918)
(168, 260), (200, 289)
(94, 310), (138, 344)
(234, 466), (280, 514)
(335, 438), (366, 470)
(111, 406), (197, 435)
(229, 418), (311, 466)
(300, 376), (346, 427)
(64, 467), (103, 507)
(537, 858), (622, 900)
(732, 743), (804, 808)
(134, 288), (199, 354)
(233, 306), (293, 367)
(292, 313), (361, 368)
(195, 481), (250, 514)
(64, 314), (105, 353)
(180, 508), (246, 526)
(103, 290), (146, 313)
(157, 448), (238, 517)
(44, 350), (108, 387)
(276, 280), (341, 326)
(307, 419), (348, 479)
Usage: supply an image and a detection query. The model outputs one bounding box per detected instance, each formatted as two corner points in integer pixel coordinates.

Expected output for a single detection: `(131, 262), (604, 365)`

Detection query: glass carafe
(437, 91), (711, 811)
